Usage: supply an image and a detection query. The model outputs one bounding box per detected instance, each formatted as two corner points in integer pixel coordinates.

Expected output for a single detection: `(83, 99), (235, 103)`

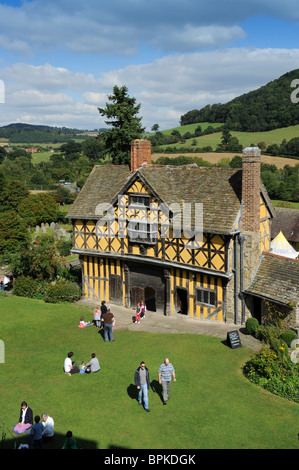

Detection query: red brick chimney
(241, 147), (261, 233)
(131, 139), (151, 172)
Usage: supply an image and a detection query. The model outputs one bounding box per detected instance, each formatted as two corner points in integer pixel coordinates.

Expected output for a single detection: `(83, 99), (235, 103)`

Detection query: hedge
(13, 275), (81, 303)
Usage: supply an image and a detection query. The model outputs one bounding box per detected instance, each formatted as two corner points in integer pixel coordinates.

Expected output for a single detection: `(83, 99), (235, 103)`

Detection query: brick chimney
(131, 139), (151, 172)
(241, 147), (261, 233)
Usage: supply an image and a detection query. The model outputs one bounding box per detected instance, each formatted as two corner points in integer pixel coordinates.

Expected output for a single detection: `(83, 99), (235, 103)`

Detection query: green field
(156, 123), (299, 151)
(7, 123), (299, 165)
(0, 296), (298, 450)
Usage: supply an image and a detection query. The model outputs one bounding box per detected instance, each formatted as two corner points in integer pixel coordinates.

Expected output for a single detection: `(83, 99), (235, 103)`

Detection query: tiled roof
(138, 165), (242, 233)
(271, 207), (299, 243)
(244, 252), (299, 306)
(67, 164), (243, 233)
(66, 165), (131, 219)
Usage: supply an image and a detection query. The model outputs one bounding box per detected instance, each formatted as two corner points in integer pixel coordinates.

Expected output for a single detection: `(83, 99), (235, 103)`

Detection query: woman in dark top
(13, 401), (33, 434)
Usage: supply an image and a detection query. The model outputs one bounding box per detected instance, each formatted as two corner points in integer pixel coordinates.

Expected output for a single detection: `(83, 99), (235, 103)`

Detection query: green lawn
(0, 296), (298, 450)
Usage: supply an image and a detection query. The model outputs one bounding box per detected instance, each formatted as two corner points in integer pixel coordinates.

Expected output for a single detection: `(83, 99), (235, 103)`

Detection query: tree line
(180, 69), (299, 132)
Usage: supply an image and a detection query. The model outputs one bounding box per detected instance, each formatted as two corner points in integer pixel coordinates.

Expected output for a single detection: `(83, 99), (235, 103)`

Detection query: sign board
(227, 330), (242, 349)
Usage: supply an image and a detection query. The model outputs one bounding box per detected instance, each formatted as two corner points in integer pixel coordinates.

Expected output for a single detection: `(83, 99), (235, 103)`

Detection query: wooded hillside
(180, 69), (299, 132)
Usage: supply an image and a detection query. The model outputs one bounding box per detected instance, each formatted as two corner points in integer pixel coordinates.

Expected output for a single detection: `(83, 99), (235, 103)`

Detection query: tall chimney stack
(241, 147), (261, 233)
(131, 139), (151, 173)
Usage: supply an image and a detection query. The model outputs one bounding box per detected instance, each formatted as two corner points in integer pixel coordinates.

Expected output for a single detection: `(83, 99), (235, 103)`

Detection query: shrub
(43, 279), (81, 303)
(243, 347), (299, 403)
(270, 338), (288, 359)
(13, 275), (48, 299)
(280, 330), (298, 347)
(255, 323), (281, 344)
(57, 239), (72, 257)
(245, 317), (259, 336)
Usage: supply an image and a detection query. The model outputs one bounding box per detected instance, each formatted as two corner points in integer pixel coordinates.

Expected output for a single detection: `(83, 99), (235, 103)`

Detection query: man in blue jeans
(134, 361), (150, 412)
(102, 308), (115, 342)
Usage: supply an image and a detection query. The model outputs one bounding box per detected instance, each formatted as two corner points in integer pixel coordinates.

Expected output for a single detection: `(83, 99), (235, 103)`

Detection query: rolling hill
(180, 69), (299, 132)
(0, 123), (105, 143)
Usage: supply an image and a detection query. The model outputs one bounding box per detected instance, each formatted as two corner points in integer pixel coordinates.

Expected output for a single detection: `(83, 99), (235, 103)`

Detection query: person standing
(140, 300), (146, 319)
(102, 308), (115, 342)
(158, 358), (176, 405)
(134, 361), (150, 412)
(30, 415), (44, 449)
(135, 302), (141, 323)
(93, 305), (101, 327)
(100, 300), (108, 328)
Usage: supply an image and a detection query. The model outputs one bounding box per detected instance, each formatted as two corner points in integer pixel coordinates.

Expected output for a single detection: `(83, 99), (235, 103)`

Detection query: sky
(0, 0), (298, 131)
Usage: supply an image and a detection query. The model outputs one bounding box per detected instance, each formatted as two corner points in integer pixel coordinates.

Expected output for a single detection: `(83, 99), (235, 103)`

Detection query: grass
(156, 123), (299, 151)
(271, 200), (299, 209)
(0, 296), (298, 450)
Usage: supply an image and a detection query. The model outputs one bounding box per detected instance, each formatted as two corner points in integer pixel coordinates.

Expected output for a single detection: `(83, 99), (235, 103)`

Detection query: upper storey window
(129, 195), (150, 207)
(127, 194), (156, 244)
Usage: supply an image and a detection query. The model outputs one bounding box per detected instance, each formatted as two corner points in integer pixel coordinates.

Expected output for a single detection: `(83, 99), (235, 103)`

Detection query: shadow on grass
(127, 383), (138, 401)
(1, 432), (98, 449)
(150, 380), (163, 403)
(127, 380), (163, 404)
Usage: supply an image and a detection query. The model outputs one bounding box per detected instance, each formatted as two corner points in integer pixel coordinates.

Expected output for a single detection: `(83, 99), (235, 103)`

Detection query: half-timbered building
(67, 140), (277, 324)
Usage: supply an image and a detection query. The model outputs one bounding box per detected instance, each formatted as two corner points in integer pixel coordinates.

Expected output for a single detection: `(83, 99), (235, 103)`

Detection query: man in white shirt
(64, 352), (79, 375)
(42, 413), (54, 439)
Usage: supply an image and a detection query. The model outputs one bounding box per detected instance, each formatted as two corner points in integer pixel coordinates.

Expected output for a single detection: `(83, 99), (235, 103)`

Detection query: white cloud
(149, 25), (247, 52)
(1, 47), (299, 130)
(1, 63), (97, 92)
(97, 48), (299, 129)
(0, 0), (298, 57)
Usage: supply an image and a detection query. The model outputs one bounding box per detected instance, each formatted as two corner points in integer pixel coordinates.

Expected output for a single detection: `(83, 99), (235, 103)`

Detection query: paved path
(75, 298), (261, 351)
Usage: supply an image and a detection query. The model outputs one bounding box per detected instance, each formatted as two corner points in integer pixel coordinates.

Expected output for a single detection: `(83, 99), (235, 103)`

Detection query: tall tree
(98, 85), (145, 164)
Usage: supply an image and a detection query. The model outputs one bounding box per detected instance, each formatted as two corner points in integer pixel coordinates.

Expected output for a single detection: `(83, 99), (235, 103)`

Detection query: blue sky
(0, 0), (298, 130)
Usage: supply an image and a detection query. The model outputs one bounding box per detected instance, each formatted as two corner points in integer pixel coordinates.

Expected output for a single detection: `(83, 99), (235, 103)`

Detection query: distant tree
(257, 141), (267, 152)
(0, 180), (29, 212)
(98, 85), (145, 164)
(0, 146), (6, 164)
(220, 127), (232, 148)
(194, 126), (202, 137)
(18, 193), (58, 226)
(226, 136), (243, 153)
(229, 155), (243, 168)
(60, 141), (82, 155)
(82, 137), (105, 161)
(0, 210), (29, 254)
(151, 124), (159, 133)
(285, 137), (299, 157)
(7, 148), (30, 161)
(53, 186), (75, 205)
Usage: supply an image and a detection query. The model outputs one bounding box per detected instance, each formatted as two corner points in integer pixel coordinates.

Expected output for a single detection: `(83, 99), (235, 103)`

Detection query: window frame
(195, 287), (217, 307)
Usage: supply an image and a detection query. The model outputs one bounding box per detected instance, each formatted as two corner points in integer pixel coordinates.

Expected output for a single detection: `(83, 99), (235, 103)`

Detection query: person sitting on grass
(12, 401), (33, 434)
(82, 353), (101, 374)
(64, 352), (79, 375)
(62, 430), (77, 449)
(42, 413), (54, 441)
(78, 316), (92, 328)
